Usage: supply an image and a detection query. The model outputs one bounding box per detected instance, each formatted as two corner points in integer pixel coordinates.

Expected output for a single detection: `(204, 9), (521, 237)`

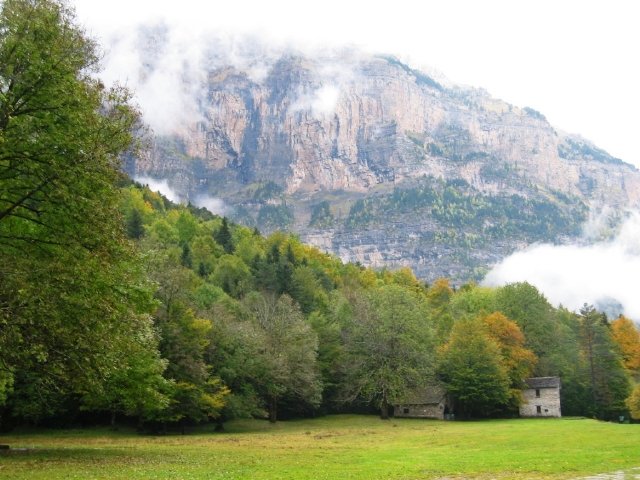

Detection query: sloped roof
(396, 385), (446, 405)
(524, 377), (561, 389)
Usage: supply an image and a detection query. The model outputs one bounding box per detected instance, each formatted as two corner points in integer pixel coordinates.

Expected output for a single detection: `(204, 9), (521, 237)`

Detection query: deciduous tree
(482, 312), (537, 408)
(0, 0), (163, 420)
(611, 315), (640, 373)
(625, 384), (640, 420)
(438, 318), (510, 417)
(342, 285), (434, 419)
(242, 292), (321, 422)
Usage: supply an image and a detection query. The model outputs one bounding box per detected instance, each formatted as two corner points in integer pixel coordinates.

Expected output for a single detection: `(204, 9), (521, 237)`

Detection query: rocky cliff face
(128, 52), (640, 282)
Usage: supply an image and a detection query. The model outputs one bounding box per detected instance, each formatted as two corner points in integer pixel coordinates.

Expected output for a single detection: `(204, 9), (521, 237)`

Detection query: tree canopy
(0, 0), (160, 423)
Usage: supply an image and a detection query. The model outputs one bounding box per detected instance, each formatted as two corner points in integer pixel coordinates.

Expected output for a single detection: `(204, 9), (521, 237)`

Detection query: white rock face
(140, 55), (640, 207)
(130, 52), (640, 281)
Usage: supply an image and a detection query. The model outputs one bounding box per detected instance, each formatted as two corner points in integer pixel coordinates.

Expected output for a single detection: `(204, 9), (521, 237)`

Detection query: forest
(2, 0), (640, 433)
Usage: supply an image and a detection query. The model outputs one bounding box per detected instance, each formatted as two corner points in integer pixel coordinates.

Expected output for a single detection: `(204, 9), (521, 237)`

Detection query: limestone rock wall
(128, 51), (640, 281)
(139, 55), (640, 207)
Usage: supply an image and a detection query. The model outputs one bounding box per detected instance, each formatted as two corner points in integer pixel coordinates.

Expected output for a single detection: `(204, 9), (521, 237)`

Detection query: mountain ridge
(126, 49), (639, 281)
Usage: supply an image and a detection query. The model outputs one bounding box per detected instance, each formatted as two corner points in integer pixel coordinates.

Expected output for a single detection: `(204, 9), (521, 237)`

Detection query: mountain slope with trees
(2, 0), (639, 432)
(124, 37), (640, 281)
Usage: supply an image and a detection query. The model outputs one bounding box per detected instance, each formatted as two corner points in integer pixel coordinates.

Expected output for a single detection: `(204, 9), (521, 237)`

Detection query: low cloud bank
(134, 175), (181, 203)
(483, 211), (640, 320)
(193, 194), (228, 216)
(88, 16), (365, 136)
(134, 176), (228, 216)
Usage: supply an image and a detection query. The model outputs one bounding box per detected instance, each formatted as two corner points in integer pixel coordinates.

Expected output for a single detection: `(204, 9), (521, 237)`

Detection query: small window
(403, 408), (409, 414)
(536, 405), (542, 414)
(535, 389), (541, 398)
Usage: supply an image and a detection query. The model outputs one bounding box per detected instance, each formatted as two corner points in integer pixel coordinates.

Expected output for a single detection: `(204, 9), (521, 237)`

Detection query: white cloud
(134, 176), (181, 203)
(290, 85), (341, 116)
(72, 0), (640, 165)
(98, 22), (209, 136)
(483, 211), (640, 320)
(192, 195), (228, 216)
(134, 176), (228, 216)
(72, 0), (640, 168)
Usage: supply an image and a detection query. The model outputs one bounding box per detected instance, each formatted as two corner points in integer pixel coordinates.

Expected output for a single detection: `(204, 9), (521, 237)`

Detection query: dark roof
(396, 385), (446, 405)
(524, 377), (561, 389)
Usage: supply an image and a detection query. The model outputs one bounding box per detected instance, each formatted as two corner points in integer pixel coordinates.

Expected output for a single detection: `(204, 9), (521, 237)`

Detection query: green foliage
(0, 0), (166, 424)
(126, 208), (145, 239)
(438, 318), (511, 417)
(175, 211), (199, 244)
(212, 254), (252, 297)
(127, 197), (628, 423)
(242, 292), (321, 422)
(213, 216), (234, 253)
(626, 384), (640, 420)
(252, 181), (283, 201)
(80, 325), (171, 423)
(343, 177), (588, 246)
(342, 285), (434, 418)
(290, 265), (328, 314)
(495, 282), (559, 374)
(450, 283), (497, 319)
(558, 137), (624, 165)
(257, 204), (294, 231)
(309, 201), (334, 228)
(577, 304), (631, 419)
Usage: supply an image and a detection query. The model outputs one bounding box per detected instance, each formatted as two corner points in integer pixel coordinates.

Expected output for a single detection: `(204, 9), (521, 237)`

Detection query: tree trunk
(214, 418), (225, 432)
(380, 401), (390, 420)
(269, 396), (278, 423)
(110, 410), (116, 429)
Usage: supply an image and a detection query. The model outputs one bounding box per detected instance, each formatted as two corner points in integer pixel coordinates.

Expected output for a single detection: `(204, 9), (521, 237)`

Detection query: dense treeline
(2, 0), (640, 432)
(7, 177), (640, 428)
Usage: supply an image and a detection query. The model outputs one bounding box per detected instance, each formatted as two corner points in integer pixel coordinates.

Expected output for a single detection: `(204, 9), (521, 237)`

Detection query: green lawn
(1, 415), (639, 479)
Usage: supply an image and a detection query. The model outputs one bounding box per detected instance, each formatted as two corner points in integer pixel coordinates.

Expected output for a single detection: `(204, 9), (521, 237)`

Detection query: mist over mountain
(122, 30), (640, 288)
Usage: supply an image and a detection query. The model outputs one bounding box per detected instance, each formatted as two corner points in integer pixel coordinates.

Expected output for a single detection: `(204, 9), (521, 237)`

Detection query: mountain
(125, 50), (640, 282)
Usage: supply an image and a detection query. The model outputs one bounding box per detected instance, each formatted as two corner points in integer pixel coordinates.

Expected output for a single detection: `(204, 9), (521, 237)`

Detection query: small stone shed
(394, 385), (452, 420)
(519, 376), (561, 418)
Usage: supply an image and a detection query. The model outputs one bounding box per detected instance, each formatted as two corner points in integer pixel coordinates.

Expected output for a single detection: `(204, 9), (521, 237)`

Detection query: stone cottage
(519, 376), (561, 417)
(394, 385), (453, 420)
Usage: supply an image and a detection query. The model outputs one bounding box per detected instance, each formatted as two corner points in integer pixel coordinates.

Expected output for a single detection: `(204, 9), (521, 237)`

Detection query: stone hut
(519, 377), (561, 418)
(394, 385), (452, 420)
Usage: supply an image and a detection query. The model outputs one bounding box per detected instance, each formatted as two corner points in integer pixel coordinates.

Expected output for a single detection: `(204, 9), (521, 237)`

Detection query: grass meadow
(1, 415), (639, 479)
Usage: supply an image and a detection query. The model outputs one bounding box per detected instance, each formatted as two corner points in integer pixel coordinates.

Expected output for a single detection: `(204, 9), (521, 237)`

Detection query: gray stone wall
(394, 403), (444, 420)
(519, 387), (561, 417)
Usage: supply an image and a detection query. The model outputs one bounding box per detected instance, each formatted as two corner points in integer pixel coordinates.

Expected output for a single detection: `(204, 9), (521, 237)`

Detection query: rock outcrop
(127, 52), (640, 282)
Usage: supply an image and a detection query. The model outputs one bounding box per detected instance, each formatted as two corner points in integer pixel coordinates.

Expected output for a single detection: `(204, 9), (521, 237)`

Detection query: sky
(73, 0), (640, 167)
(71, 0), (640, 318)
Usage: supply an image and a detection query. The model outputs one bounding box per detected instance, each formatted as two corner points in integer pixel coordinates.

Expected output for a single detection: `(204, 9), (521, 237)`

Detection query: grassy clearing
(1, 415), (639, 479)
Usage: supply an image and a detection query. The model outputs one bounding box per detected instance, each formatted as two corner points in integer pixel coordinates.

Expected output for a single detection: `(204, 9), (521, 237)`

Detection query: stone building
(394, 385), (453, 420)
(519, 377), (561, 418)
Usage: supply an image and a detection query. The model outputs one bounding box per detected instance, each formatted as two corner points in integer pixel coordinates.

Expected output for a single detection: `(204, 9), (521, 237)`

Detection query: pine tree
(127, 208), (145, 239)
(214, 217), (234, 253)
